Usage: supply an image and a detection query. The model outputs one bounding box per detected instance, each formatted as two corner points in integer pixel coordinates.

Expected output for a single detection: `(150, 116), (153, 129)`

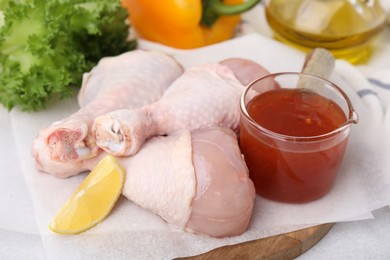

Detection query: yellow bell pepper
(121, 0), (260, 49)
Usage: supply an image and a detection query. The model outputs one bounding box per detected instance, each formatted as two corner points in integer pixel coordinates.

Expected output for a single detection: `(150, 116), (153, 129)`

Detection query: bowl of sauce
(239, 72), (358, 203)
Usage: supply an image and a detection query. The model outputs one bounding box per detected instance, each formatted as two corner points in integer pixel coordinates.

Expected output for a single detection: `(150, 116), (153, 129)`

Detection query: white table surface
(298, 207), (390, 259)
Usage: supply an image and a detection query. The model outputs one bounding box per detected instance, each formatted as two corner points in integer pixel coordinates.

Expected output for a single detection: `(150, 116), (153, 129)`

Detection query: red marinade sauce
(240, 88), (348, 203)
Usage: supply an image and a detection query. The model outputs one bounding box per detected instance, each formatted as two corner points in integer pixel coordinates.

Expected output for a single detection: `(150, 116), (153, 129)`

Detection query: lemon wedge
(49, 155), (125, 234)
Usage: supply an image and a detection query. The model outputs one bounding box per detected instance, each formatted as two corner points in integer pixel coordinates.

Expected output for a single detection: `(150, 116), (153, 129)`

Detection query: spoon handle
(298, 48), (335, 89)
(302, 48), (335, 78)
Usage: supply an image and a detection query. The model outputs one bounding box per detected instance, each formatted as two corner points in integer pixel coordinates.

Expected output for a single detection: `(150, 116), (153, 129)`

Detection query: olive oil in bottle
(264, 0), (386, 64)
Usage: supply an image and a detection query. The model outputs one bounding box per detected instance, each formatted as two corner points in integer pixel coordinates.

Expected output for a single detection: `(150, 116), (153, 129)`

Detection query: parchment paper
(1, 33), (390, 259)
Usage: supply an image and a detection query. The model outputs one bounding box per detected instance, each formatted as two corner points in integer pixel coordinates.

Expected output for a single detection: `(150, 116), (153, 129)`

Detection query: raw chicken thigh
(120, 126), (255, 237)
(32, 50), (183, 176)
(92, 59), (270, 157)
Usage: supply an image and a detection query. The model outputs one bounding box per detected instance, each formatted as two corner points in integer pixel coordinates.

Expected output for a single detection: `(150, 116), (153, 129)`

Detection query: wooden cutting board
(178, 223), (333, 260)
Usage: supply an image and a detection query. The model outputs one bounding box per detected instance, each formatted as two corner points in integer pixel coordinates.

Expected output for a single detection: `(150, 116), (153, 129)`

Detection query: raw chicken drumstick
(32, 50), (183, 173)
(93, 58), (270, 156)
(36, 125), (255, 236)
(120, 126), (255, 238)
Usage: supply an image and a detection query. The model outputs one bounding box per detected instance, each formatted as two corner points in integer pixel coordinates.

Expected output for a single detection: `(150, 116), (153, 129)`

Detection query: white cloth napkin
(355, 61), (390, 130)
(336, 60), (386, 126)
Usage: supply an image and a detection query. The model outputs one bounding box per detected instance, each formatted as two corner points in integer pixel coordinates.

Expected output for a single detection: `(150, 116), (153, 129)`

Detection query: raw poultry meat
(220, 58), (272, 86)
(120, 126), (255, 237)
(92, 58), (270, 157)
(185, 126), (256, 237)
(32, 50), (183, 176)
(32, 142), (105, 178)
(31, 55), (265, 237)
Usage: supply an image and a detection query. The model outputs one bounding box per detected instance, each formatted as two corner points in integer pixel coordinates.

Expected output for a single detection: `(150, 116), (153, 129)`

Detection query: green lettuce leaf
(0, 0), (136, 111)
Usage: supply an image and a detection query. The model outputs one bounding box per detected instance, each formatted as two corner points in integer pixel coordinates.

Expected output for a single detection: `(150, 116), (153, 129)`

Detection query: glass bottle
(264, 0), (387, 64)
